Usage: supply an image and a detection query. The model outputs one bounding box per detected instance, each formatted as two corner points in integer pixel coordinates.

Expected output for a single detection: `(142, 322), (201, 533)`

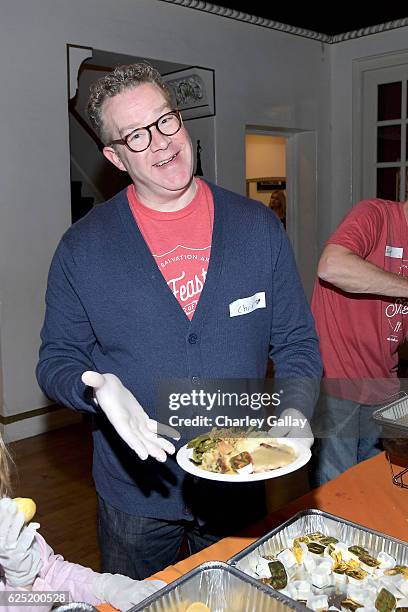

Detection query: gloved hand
(82, 371), (180, 462)
(0, 497), (42, 587)
(268, 408), (314, 449)
(93, 572), (166, 610)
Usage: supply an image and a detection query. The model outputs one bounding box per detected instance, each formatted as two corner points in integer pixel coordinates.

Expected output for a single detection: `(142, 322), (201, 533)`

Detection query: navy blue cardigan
(36, 181), (321, 519)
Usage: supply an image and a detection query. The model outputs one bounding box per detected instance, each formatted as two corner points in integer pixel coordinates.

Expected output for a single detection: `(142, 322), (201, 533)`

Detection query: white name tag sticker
(229, 292), (266, 318)
(385, 245), (403, 258)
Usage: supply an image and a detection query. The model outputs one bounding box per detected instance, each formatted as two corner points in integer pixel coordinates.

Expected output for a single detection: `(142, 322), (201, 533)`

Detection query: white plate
(176, 438), (311, 482)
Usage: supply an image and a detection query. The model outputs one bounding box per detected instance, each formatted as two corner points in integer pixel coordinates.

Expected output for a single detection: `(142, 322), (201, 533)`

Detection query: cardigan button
(188, 333), (198, 344)
(191, 376), (200, 384)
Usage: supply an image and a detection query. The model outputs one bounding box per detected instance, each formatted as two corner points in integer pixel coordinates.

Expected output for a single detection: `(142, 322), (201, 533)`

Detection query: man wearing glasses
(37, 64), (321, 579)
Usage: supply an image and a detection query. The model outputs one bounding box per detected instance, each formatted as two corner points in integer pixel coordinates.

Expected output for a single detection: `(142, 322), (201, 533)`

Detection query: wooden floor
(10, 420), (101, 570)
(8, 420), (310, 573)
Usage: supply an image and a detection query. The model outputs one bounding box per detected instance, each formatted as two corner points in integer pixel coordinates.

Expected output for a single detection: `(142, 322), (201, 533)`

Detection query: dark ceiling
(207, 2), (408, 36)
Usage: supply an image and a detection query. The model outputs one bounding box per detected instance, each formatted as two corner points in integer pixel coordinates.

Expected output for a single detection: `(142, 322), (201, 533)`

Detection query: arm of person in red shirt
(318, 243), (408, 297)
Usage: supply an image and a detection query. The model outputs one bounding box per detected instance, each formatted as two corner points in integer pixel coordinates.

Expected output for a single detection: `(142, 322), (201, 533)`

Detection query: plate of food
(176, 428), (311, 482)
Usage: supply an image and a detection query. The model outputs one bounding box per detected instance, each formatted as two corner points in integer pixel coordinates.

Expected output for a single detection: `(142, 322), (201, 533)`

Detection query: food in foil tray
(153, 603), (210, 612)
(187, 428), (297, 475)
(249, 531), (408, 611)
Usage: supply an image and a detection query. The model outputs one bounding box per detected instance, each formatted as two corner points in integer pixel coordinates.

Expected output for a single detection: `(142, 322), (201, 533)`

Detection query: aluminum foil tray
(129, 560), (303, 611)
(228, 509), (408, 607)
(372, 393), (408, 432)
(54, 605), (98, 611)
(373, 393), (408, 461)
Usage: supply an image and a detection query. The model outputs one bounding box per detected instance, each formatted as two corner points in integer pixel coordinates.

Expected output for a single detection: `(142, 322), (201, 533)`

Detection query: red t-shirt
(128, 179), (214, 320)
(311, 199), (408, 401)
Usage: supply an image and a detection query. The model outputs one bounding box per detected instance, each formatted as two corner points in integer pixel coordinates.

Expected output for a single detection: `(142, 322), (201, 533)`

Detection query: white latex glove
(268, 408), (314, 449)
(0, 498), (42, 587)
(93, 572), (166, 610)
(82, 371), (180, 462)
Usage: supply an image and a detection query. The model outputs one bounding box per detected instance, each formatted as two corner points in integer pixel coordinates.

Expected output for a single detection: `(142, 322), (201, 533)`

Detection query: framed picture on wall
(163, 66), (215, 120)
(246, 177), (286, 197)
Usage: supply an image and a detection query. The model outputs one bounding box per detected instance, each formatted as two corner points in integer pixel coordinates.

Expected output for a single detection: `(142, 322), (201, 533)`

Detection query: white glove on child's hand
(93, 572), (166, 610)
(268, 408), (314, 449)
(82, 371), (180, 462)
(0, 498), (42, 587)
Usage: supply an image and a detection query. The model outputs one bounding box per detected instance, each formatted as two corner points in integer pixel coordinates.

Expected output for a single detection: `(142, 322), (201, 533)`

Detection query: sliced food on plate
(187, 428), (297, 475)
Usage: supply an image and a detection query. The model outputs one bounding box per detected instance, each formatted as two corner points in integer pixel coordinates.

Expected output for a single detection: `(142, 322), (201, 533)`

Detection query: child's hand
(0, 498), (42, 587)
(13, 498), (36, 523)
(94, 572), (166, 610)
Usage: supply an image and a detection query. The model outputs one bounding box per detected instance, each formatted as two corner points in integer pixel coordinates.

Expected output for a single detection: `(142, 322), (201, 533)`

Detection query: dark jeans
(97, 496), (232, 579)
(310, 394), (382, 488)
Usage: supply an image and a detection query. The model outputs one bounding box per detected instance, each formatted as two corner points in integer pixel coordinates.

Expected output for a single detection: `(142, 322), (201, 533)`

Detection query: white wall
(329, 26), (408, 240)
(0, 0), (330, 436)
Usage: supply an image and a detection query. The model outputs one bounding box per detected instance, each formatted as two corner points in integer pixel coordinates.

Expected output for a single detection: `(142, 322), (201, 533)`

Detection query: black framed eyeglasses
(109, 110), (182, 153)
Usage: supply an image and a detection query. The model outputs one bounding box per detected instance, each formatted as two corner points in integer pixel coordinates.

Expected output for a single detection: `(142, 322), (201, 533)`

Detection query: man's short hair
(86, 62), (173, 144)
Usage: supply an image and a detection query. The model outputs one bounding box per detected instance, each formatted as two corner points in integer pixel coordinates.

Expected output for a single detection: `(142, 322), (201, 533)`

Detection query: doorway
(246, 128), (318, 299)
(245, 134), (287, 227)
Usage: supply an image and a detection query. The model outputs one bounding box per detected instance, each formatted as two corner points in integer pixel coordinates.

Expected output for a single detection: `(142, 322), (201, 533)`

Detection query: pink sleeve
(326, 199), (383, 258)
(32, 533), (103, 606)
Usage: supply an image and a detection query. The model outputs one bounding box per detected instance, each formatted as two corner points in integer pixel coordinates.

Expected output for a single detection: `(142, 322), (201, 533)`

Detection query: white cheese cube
(359, 589), (377, 608)
(379, 578), (401, 597)
(295, 566), (310, 582)
(378, 552), (396, 570)
(286, 582), (299, 598)
(254, 556), (272, 578)
(347, 583), (363, 601)
(396, 597), (408, 608)
(312, 568), (332, 589)
(317, 558), (334, 572)
(333, 572), (348, 588)
(248, 555), (261, 575)
(304, 555), (317, 574)
(348, 574), (368, 585)
(277, 549), (297, 570)
(365, 577), (378, 590)
(292, 580), (312, 599)
(397, 579), (408, 597)
(306, 594), (329, 611)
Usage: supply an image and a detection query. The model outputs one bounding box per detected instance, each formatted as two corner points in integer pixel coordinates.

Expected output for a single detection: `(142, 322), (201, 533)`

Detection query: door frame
(245, 127), (318, 299)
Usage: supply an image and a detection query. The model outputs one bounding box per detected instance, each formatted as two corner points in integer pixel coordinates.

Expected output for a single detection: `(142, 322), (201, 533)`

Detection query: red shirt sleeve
(326, 200), (383, 258)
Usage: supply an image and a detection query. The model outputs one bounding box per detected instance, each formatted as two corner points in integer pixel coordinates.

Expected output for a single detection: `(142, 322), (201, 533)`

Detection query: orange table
(97, 452), (408, 611)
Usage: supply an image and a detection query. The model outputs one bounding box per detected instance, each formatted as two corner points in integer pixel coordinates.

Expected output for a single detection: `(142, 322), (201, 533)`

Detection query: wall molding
(160, 1), (408, 43)
(0, 403), (62, 425)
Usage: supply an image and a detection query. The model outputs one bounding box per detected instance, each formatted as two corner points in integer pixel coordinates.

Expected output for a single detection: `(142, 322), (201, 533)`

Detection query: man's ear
(103, 146), (127, 172)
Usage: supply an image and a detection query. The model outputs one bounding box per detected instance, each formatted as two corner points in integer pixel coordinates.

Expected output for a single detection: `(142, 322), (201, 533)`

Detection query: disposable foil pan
(54, 605), (98, 611)
(373, 393), (408, 461)
(372, 391), (408, 432)
(228, 509), (408, 608)
(129, 560), (303, 611)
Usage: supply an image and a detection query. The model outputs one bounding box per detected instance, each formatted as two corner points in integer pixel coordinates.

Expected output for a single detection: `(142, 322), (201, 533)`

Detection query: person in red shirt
(310, 198), (408, 486)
